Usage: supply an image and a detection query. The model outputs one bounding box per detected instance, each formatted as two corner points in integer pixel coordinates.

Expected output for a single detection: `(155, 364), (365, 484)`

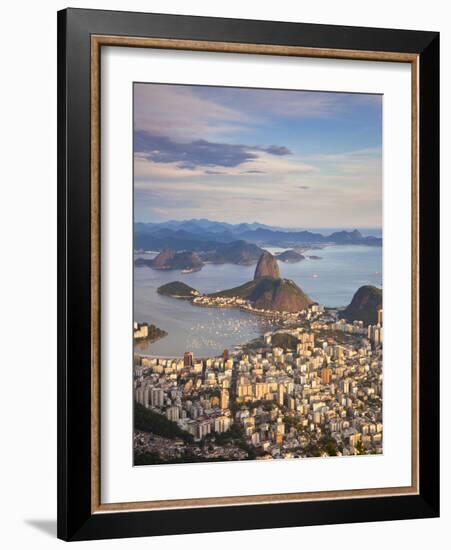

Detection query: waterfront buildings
(134, 322), (149, 340)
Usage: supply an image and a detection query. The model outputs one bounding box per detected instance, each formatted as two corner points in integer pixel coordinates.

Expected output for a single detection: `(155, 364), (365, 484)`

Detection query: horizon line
(134, 219), (382, 230)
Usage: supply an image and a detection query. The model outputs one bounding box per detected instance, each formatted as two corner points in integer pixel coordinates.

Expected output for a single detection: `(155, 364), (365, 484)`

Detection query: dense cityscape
(133, 302), (383, 465)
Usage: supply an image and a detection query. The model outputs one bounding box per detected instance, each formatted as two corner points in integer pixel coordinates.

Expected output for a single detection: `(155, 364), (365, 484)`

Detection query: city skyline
(134, 83), (382, 228)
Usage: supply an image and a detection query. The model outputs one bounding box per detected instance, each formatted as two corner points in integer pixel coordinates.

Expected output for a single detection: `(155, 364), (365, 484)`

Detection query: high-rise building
(278, 384), (285, 406)
(251, 432), (260, 445)
(374, 326), (383, 345)
(135, 387), (144, 406)
(166, 406), (180, 422)
(214, 415), (231, 433)
(220, 389), (229, 410)
(150, 388), (164, 407)
(377, 308), (383, 326)
(225, 359), (233, 370)
(184, 351), (194, 367)
(321, 367), (332, 385)
(255, 382), (269, 399)
(197, 420), (211, 439)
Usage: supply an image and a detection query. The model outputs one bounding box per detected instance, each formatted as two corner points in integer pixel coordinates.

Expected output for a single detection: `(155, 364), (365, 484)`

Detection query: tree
(325, 441), (338, 456)
(134, 402), (193, 443)
(355, 441), (365, 455)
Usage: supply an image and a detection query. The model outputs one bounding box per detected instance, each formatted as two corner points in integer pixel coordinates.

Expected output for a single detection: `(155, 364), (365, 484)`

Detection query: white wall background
(0, 0), (448, 547)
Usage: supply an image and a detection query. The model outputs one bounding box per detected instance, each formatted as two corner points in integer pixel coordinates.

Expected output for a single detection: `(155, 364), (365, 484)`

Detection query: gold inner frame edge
(90, 35), (420, 514)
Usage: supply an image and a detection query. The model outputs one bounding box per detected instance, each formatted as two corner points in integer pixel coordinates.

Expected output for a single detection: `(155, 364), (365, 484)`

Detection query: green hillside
(134, 402), (193, 443)
(157, 281), (199, 298)
(342, 285), (382, 325)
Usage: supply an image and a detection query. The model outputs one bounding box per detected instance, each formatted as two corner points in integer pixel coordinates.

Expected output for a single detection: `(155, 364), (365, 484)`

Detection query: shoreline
(191, 299), (297, 322)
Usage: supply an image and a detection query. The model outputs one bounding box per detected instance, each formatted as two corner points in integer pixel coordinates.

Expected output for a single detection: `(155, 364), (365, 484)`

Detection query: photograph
(132, 83), (384, 466)
(0, 0), (443, 545)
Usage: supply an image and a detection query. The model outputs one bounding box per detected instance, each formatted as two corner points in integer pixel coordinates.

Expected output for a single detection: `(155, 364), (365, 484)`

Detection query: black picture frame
(57, 7), (439, 541)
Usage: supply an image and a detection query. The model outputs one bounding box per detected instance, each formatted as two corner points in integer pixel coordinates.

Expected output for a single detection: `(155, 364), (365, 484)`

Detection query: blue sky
(134, 83), (382, 228)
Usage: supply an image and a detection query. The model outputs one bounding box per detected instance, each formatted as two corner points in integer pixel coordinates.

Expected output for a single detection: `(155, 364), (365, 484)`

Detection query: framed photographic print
(57, 8), (440, 541)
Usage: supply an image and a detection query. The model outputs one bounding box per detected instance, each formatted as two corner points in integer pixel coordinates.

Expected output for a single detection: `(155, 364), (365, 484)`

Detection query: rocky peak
(254, 251), (280, 280)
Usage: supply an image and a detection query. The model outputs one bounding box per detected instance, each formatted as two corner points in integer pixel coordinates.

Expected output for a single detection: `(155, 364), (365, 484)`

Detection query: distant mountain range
(134, 219), (382, 252)
(135, 241), (265, 271)
(135, 218), (298, 235)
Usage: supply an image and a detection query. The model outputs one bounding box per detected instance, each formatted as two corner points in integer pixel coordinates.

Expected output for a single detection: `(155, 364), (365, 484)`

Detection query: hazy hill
(134, 219), (382, 251)
(276, 250), (305, 263)
(201, 240), (264, 265)
(135, 218), (288, 234)
(135, 249), (203, 271)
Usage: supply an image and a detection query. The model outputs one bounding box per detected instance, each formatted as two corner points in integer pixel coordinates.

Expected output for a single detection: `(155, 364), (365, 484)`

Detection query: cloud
(134, 154), (206, 180)
(196, 87), (381, 122)
(134, 84), (250, 140)
(134, 143), (381, 228)
(135, 151), (316, 183)
(134, 130), (292, 169)
(134, 84), (382, 145)
(301, 147), (382, 183)
(263, 145), (292, 156)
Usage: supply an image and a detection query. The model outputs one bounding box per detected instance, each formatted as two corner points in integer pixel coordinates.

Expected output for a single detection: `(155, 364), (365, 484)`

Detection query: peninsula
(158, 251), (314, 315)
